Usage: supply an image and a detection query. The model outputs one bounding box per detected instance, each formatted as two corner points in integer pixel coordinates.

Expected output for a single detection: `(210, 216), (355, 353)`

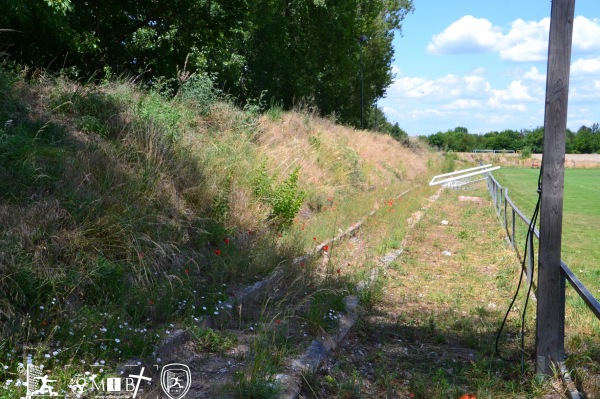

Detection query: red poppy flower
(275, 319), (281, 324)
(300, 262), (305, 267)
(184, 269), (189, 274)
(224, 238), (230, 244)
(323, 245), (329, 252)
(214, 249), (221, 255)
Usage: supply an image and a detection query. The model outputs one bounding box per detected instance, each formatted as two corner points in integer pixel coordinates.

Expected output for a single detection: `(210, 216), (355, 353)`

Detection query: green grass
(494, 168), (600, 294)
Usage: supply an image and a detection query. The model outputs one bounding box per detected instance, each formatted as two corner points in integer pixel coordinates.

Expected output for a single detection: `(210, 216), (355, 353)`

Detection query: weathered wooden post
(536, 0), (575, 376)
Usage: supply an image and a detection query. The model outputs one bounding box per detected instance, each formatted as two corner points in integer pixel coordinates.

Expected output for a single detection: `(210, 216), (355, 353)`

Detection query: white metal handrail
(429, 164), (501, 186)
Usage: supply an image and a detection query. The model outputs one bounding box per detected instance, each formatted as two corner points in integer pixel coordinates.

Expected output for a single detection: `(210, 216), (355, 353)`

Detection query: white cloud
(381, 69), (553, 134)
(499, 18), (549, 61)
(523, 67), (546, 82)
(391, 65), (402, 76)
(443, 99), (482, 110)
(573, 16), (600, 52)
(389, 71), (491, 101)
(427, 15), (501, 54)
(571, 57), (600, 75)
(494, 80), (532, 101)
(388, 71), (538, 113)
(408, 109), (449, 119)
(427, 15), (600, 62)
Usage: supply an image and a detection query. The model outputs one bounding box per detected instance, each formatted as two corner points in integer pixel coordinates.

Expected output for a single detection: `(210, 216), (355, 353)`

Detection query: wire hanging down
(495, 166), (543, 373)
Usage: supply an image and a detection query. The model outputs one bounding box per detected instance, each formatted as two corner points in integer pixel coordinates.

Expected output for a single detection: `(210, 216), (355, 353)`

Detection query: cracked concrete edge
(276, 296), (359, 399)
(559, 362), (584, 399)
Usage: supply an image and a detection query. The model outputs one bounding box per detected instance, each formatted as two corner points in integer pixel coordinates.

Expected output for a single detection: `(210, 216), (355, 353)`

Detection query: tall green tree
(2, 0), (413, 129)
(243, 0), (413, 126)
(1, 0), (249, 81)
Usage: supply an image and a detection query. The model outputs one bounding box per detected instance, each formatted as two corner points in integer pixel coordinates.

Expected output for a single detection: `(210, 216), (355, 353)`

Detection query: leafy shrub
(180, 73), (216, 115)
(520, 146), (532, 159)
(252, 161), (306, 229)
(270, 167), (305, 228)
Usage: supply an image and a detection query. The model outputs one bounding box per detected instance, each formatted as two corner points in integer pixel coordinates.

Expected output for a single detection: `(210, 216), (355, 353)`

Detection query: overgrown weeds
(0, 65), (437, 397)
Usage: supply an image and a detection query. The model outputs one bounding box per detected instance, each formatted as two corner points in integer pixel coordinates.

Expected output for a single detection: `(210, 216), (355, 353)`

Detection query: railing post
(503, 189), (508, 230)
(511, 208), (516, 249)
(494, 183), (498, 211)
(498, 186), (502, 215)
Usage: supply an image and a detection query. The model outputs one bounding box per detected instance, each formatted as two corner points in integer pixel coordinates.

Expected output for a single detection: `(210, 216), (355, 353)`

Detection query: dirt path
(299, 183), (568, 399)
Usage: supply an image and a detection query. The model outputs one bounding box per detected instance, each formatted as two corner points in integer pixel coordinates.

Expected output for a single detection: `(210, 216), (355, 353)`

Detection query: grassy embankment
(0, 66), (439, 397)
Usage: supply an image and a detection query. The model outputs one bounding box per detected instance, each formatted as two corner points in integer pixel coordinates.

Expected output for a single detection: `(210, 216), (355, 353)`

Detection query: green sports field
(493, 167), (600, 299)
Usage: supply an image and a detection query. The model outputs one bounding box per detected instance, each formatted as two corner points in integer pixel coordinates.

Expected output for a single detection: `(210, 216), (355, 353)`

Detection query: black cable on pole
(495, 164), (543, 373)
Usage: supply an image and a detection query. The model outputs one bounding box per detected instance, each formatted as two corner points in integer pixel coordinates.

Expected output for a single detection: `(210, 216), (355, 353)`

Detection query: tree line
(422, 124), (600, 154)
(0, 0), (413, 130)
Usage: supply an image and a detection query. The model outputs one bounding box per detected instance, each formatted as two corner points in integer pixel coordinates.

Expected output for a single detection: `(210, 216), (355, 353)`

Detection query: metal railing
(486, 172), (600, 321)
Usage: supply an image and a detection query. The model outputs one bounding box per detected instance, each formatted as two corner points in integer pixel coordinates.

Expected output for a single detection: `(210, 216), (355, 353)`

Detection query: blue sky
(379, 0), (600, 136)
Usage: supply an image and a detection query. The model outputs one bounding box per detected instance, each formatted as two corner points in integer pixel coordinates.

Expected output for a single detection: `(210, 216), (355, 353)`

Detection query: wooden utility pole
(536, 0), (576, 376)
